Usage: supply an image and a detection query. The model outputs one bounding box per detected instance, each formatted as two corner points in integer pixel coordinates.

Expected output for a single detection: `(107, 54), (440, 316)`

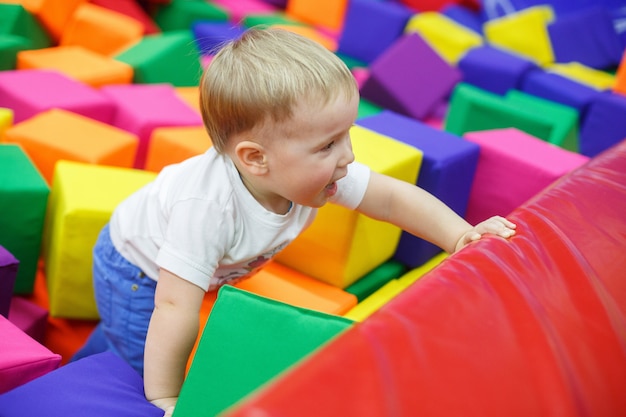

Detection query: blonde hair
(199, 27), (358, 152)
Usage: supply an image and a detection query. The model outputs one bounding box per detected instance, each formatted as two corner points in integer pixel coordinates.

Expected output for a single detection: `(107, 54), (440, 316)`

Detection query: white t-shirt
(109, 148), (371, 291)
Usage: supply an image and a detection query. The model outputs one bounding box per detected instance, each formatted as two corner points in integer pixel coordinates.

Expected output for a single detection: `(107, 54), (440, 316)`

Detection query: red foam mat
(224, 139), (626, 417)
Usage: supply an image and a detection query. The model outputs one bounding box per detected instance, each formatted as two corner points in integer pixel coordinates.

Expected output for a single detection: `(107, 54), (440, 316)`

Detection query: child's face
(262, 93), (359, 210)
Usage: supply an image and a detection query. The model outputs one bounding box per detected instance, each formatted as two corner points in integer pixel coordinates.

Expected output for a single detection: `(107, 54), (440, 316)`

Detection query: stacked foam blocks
(0, 0), (625, 416)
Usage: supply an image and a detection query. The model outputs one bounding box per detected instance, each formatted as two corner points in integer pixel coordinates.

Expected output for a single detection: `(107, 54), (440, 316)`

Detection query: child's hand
(454, 216), (516, 252)
(151, 397), (177, 417)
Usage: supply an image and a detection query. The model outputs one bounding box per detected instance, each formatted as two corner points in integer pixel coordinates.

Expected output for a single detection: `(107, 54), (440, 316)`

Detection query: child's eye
(322, 141), (335, 151)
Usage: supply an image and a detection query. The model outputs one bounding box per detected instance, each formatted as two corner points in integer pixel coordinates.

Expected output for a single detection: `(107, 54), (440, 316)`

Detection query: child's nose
(339, 138), (355, 167)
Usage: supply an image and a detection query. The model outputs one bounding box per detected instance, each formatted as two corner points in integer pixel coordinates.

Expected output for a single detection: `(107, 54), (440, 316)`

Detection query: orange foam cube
(15, 0), (87, 41)
(4, 108), (138, 184)
(17, 45), (134, 88)
(236, 261), (358, 315)
(144, 126), (212, 172)
(286, 0), (348, 32)
(60, 3), (144, 56)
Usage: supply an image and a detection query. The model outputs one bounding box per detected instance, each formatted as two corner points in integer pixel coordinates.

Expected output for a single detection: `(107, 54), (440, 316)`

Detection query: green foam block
(174, 285), (353, 417)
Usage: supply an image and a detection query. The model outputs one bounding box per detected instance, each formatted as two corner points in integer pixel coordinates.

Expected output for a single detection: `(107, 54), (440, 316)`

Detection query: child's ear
(234, 141), (268, 175)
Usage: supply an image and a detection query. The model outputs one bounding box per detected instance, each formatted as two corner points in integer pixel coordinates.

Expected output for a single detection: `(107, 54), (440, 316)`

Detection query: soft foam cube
(237, 261), (357, 315)
(286, 0), (348, 31)
(484, 6), (555, 66)
(0, 352), (163, 416)
(344, 251), (447, 322)
(548, 62), (616, 91)
(405, 12), (483, 64)
(14, 0), (84, 41)
(8, 296), (48, 343)
(114, 30), (203, 86)
(0, 245), (19, 317)
(191, 21), (246, 56)
(345, 260), (406, 302)
(100, 83), (203, 168)
(0, 107), (13, 139)
(361, 33), (462, 121)
(144, 126), (212, 172)
(357, 110), (480, 267)
(0, 144), (49, 294)
(174, 286), (353, 417)
(276, 125), (422, 288)
(0, 3), (51, 48)
(463, 128), (589, 224)
(0, 314), (61, 394)
(60, 2), (144, 56)
(579, 92), (626, 157)
(89, 0), (161, 34)
(17, 45), (134, 88)
(458, 45), (538, 95)
(337, 0), (413, 63)
(548, 6), (623, 70)
(211, 0), (277, 24)
(153, 0), (228, 31)
(521, 69), (602, 118)
(445, 83), (579, 152)
(42, 161), (156, 319)
(441, 4), (483, 34)
(4, 108), (138, 184)
(0, 69), (116, 124)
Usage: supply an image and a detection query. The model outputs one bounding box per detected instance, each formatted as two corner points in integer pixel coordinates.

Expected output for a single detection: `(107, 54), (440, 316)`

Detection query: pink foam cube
(9, 297), (48, 343)
(0, 69), (116, 124)
(0, 315), (61, 394)
(464, 128), (589, 224)
(101, 83), (203, 168)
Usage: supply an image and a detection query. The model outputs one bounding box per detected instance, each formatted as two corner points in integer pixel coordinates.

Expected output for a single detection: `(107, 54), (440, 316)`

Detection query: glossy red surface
(224, 139), (626, 417)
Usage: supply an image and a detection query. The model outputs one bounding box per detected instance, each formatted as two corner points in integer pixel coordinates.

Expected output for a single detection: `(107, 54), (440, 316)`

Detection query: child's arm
(356, 171), (516, 254)
(143, 268), (206, 416)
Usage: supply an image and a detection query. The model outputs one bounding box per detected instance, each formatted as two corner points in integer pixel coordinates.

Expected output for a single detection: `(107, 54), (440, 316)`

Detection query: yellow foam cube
(275, 125), (422, 288)
(343, 279), (409, 322)
(405, 12), (483, 65)
(0, 108), (13, 140)
(43, 161), (156, 319)
(343, 252), (447, 322)
(547, 62), (616, 90)
(484, 6), (555, 66)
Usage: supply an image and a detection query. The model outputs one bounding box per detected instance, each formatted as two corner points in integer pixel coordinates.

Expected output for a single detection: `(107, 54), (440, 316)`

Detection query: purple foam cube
(357, 110), (479, 267)
(101, 83), (203, 168)
(580, 92), (626, 157)
(0, 245), (19, 318)
(360, 33), (462, 121)
(0, 352), (162, 416)
(458, 45), (538, 96)
(548, 6), (623, 70)
(520, 69), (602, 120)
(337, 0), (413, 64)
(441, 4), (484, 34)
(192, 21), (246, 56)
(0, 69), (116, 124)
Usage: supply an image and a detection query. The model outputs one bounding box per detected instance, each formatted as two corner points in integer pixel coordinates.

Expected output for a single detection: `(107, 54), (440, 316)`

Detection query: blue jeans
(72, 224), (157, 376)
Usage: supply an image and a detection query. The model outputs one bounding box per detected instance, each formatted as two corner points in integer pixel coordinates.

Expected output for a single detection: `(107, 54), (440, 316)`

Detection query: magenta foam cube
(360, 33), (462, 121)
(0, 315), (61, 394)
(100, 83), (203, 168)
(8, 297), (48, 343)
(464, 128), (590, 225)
(0, 69), (116, 124)
(0, 245), (19, 318)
